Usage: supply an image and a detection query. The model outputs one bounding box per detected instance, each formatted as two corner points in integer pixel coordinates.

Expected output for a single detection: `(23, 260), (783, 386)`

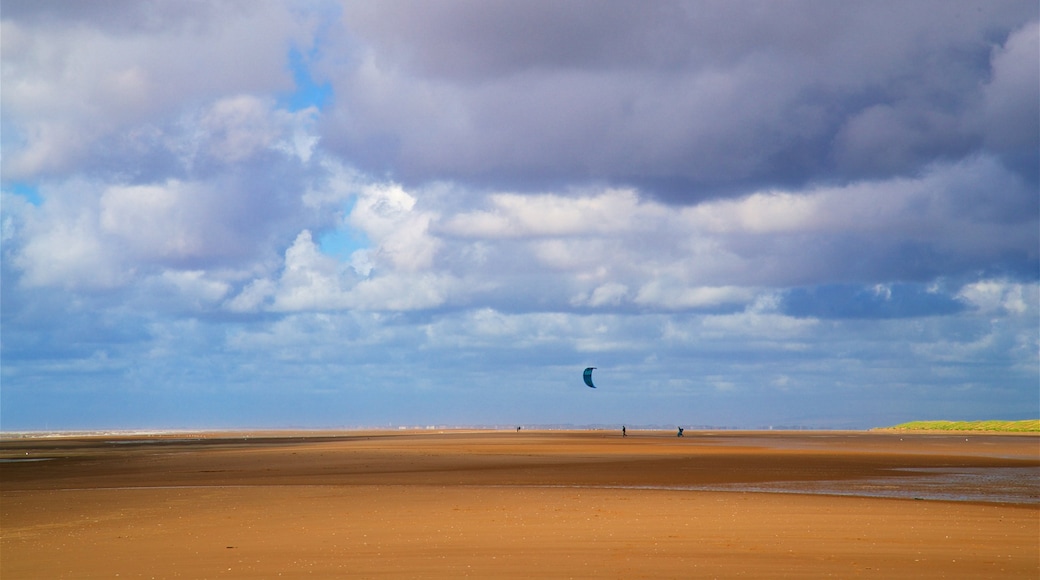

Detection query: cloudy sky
(2, 0), (1037, 430)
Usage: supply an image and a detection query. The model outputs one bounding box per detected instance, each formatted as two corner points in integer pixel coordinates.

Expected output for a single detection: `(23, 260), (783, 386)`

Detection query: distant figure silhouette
(622, 426), (627, 437)
(677, 427), (684, 437)
(517, 426), (521, 432)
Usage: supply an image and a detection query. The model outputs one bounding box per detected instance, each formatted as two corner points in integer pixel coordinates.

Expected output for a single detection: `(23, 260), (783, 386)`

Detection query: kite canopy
(583, 367), (597, 388)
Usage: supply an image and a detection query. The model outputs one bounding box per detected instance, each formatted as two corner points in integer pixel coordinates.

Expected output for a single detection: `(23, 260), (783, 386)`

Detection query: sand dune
(2, 430), (1037, 578)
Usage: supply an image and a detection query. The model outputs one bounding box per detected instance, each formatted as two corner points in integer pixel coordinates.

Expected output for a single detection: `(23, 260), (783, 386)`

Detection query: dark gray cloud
(322, 1), (1037, 201)
(1, 0), (234, 34)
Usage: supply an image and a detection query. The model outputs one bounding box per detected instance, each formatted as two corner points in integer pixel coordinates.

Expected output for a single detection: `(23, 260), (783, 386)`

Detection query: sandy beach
(2, 430), (1037, 578)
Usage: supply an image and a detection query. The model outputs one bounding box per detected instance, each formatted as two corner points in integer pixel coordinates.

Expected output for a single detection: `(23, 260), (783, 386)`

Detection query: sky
(1, 0), (1037, 431)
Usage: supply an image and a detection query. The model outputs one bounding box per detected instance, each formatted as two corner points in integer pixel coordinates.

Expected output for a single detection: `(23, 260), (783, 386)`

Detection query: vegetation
(877, 420), (1039, 433)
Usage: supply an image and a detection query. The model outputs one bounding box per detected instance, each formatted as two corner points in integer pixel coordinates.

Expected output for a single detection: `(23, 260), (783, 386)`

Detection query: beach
(2, 430), (1037, 578)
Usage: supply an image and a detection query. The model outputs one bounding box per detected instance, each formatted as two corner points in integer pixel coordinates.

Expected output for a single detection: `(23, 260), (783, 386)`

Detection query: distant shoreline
(3, 422), (1038, 440)
(0, 427), (843, 439)
(0, 427), (826, 440)
(874, 419), (1039, 433)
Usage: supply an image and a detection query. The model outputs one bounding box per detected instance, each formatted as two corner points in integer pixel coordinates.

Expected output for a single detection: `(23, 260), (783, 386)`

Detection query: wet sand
(2, 430), (1037, 578)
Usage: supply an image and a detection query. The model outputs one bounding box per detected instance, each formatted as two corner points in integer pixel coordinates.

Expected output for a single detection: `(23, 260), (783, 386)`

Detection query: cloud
(683, 155), (1037, 283)
(1, 2), (1036, 430)
(217, 154), (1035, 318)
(572, 282), (629, 308)
(9, 180), (128, 289)
(152, 270), (231, 310)
(3, 91), (334, 300)
(957, 280), (1035, 315)
(348, 182), (441, 272)
(633, 282), (755, 311)
(442, 188), (649, 238)
(228, 223), (457, 314)
(978, 21), (1040, 182)
(195, 96), (291, 163)
(1, 1), (316, 181)
(268, 230), (353, 311)
(100, 180), (229, 264)
(321, 1), (1037, 200)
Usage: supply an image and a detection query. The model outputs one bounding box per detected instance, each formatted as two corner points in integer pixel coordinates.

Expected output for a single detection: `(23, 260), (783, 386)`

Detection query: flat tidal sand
(2, 430), (1037, 578)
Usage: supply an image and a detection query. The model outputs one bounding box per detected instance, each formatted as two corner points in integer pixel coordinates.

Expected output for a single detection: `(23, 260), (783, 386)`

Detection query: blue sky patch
(318, 227), (369, 260)
(280, 47), (332, 112)
(318, 199), (369, 259)
(4, 181), (42, 206)
(781, 284), (965, 319)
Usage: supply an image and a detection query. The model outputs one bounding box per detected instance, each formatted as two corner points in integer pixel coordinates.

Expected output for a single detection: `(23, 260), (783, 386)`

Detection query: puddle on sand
(681, 467), (1040, 504)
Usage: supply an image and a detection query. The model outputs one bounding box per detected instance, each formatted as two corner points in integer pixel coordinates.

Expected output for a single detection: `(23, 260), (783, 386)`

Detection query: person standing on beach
(622, 426), (627, 437)
(677, 427), (684, 437)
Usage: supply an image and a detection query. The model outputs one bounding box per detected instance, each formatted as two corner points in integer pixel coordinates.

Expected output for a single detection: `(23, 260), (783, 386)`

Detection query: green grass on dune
(877, 420), (1039, 432)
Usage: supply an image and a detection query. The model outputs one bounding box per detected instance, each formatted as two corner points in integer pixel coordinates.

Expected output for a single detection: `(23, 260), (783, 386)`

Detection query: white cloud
(684, 162), (966, 237)
(442, 188), (649, 238)
(100, 180), (206, 261)
(701, 309), (818, 342)
(634, 282), (756, 310)
(347, 272), (458, 311)
(1, 2), (316, 179)
(349, 182), (441, 272)
(225, 278), (276, 313)
(572, 282), (629, 308)
(13, 204), (125, 289)
(196, 96), (286, 163)
(531, 239), (616, 273)
(158, 270), (230, 305)
(957, 280), (1035, 315)
(872, 284), (893, 301)
(6, 179), (127, 289)
(228, 227), (457, 313)
(269, 230), (352, 312)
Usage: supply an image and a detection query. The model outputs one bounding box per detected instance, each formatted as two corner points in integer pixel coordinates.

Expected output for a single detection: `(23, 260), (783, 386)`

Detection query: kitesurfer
(583, 367), (596, 388)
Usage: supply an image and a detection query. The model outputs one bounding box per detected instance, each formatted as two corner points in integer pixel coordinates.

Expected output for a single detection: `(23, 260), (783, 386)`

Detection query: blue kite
(583, 367), (597, 388)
